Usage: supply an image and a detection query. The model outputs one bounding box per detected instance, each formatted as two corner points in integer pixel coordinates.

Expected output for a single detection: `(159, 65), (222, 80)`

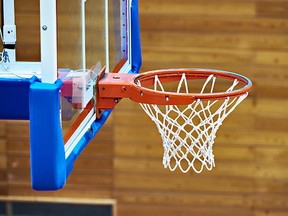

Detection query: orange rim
(130, 68), (252, 105)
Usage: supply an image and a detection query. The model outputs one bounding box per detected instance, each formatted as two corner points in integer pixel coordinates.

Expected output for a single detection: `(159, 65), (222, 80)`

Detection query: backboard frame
(0, 0), (141, 190)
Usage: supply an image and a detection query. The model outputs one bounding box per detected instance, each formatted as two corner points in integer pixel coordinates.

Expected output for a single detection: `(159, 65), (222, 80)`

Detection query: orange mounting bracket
(96, 72), (135, 118)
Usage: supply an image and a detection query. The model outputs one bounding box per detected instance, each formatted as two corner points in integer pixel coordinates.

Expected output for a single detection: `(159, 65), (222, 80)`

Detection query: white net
(139, 73), (248, 173)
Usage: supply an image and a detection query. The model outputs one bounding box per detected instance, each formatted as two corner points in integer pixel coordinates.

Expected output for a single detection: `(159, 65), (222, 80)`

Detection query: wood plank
(215, 146), (288, 164)
(6, 139), (30, 153)
(140, 15), (288, 34)
(142, 45), (288, 68)
(256, 51), (288, 66)
(256, 179), (288, 194)
(115, 173), (255, 193)
(15, 1), (39, 13)
(114, 126), (161, 145)
(67, 173), (113, 188)
(0, 154), (7, 170)
(6, 121), (30, 139)
(16, 44), (40, 61)
(254, 99), (288, 115)
(256, 115), (288, 132)
(140, 1), (256, 17)
(0, 121), (6, 138)
(118, 203), (253, 216)
(141, 32), (288, 50)
(15, 14), (40, 52)
(8, 169), (112, 188)
(140, 62), (288, 84)
(142, 46), (256, 65)
(0, 184), (8, 196)
(256, 1), (288, 18)
(115, 190), (288, 209)
(80, 142), (114, 158)
(0, 140), (6, 153)
(0, 169), (7, 183)
(8, 185), (113, 199)
(73, 156), (113, 172)
(255, 84), (288, 99)
(254, 209), (288, 216)
(7, 155), (30, 169)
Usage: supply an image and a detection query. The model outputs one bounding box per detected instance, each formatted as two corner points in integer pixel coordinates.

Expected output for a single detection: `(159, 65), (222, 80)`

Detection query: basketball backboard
(0, 0), (141, 190)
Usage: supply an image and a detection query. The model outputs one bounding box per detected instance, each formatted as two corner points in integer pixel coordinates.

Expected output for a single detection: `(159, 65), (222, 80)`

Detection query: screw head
(121, 86), (127, 92)
(42, 25), (48, 31)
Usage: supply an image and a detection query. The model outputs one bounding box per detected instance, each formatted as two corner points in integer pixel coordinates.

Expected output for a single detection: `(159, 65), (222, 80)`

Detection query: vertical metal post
(81, 0), (86, 71)
(105, 0), (109, 72)
(40, 0), (57, 83)
(3, 0), (16, 63)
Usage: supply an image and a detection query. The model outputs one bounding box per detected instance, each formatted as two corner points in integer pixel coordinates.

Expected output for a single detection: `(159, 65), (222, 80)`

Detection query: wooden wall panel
(0, 121), (8, 196)
(1, 0), (288, 215)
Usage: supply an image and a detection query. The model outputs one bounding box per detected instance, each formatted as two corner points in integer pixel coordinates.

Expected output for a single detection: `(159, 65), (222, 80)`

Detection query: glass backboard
(57, 0), (133, 159)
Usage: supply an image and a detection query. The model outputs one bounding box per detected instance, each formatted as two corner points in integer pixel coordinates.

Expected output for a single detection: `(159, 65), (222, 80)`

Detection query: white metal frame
(119, 0), (132, 74)
(2, 0), (16, 63)
(81, 0), (86, 71)
(105, 0), (109, 72)
(40, 0), (58, 83)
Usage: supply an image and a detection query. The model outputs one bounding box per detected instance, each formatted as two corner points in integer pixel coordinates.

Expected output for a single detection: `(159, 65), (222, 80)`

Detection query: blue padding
(0, 76), (39, 120)
(131, 0), (142, 74)
(29, 79), (66, 191)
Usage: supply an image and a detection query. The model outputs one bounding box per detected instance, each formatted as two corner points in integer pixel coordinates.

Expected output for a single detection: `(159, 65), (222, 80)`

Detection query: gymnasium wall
(1, 0), (288, 216)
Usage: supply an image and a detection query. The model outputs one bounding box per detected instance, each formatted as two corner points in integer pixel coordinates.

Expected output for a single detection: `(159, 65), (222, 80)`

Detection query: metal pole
(40, 0), (57, 83)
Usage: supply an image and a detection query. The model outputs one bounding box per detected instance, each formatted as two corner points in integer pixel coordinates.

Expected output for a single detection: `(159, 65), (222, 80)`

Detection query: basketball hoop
(97, 68), (252, 173)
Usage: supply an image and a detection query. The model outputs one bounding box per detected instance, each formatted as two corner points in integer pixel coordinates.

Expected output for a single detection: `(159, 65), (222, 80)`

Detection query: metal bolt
(121, 86), (127, 92)
(42, 25), (48, 31)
